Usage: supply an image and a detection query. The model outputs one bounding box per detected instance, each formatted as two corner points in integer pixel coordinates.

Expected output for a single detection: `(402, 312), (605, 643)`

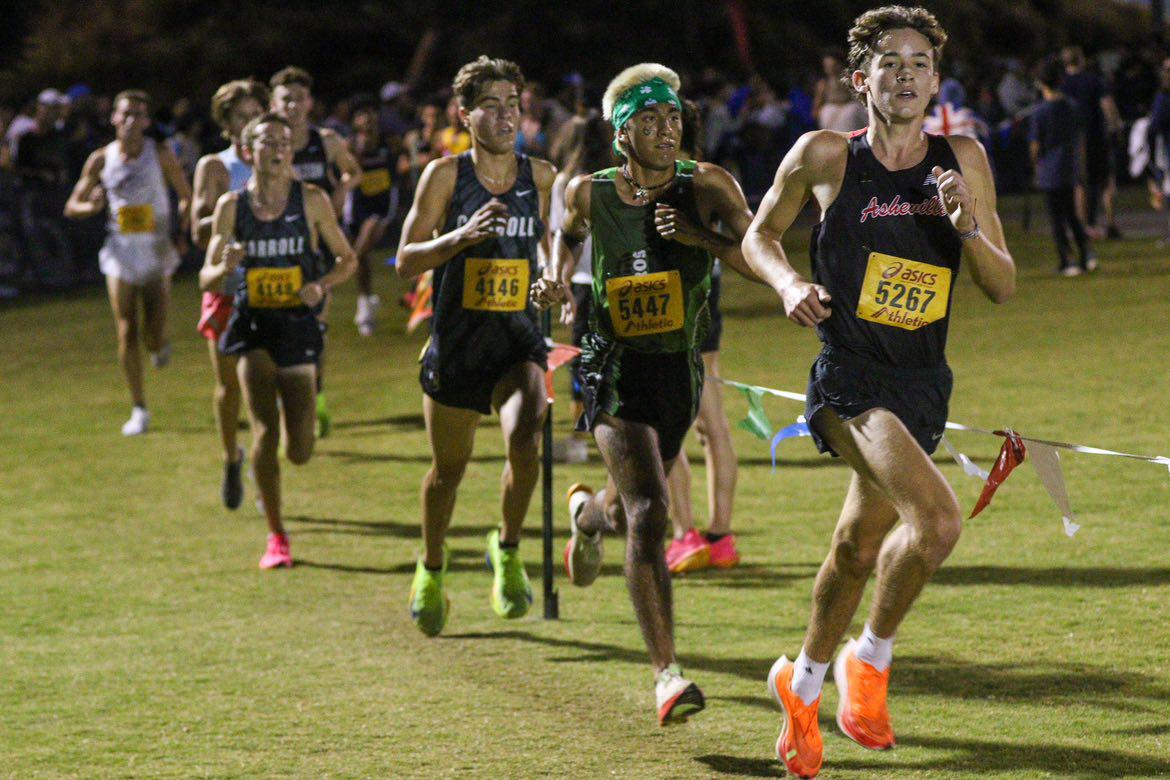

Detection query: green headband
(611, 77), (682, 154)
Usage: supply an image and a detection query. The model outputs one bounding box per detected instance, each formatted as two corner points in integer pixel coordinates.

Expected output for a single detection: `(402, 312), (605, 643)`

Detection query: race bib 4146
(606, 270), (684, 337)
(246, 266), (303, 308)
(117, 204), (155, 234)
(856, 252), (951, 331)
(462, 258), (529, 312)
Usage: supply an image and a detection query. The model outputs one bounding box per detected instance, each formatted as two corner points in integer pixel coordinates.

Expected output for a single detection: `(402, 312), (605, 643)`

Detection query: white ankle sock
(790, 648), (829, 706)
(854, 624), (894, 672)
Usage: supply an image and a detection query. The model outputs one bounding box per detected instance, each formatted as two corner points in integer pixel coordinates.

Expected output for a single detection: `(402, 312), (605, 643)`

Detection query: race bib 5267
(605, 270), (684, 337)
(856, 252), (951, 331)
(462, 258), (529, 312)
(246, 266), (303, 308)
(117, 204), (155, 234)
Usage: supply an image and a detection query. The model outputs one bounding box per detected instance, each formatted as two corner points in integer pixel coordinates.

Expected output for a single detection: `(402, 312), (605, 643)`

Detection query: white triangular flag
(941, 436), (989, 480)
(1028, 442), (1080, 537)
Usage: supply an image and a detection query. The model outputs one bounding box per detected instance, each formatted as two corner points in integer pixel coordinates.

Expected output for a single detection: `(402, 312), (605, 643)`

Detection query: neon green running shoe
(315, 392), (331, 439)
(409, 550), (449, 637)
(485, 529), (532, 619)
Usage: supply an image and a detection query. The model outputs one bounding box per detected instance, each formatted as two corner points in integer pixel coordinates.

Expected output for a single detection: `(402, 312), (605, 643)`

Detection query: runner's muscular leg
(238, 349), (283, 535)
(421, 394), (480, 568)
(695, 351), (737, 535)
(106, 275), (145, 406)
(666, 449), (696, 539)
(491, 361), (548, 544)
(354, 216), (385, 296)
(594, 414), (676, 672)
(808, 407), (962, 658)
(802, 470), (899, 662)
(277, 363), (317, 465)
(140, 274), (171, 354)
(208, 342), (242, 462)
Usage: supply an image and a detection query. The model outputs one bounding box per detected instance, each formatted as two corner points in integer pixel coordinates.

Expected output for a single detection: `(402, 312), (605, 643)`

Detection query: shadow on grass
(933, 565), (1170, 588)
(285, 515), (502, 539)
(674, 563), (819, 589)
(892, 654), (1170, 710)
(442, 629), (776, 682)
(833, 733), (1170, 777)
(330, 413), (425, 431)
(694, 754), (783, 777)
(316, 449), (506, 464)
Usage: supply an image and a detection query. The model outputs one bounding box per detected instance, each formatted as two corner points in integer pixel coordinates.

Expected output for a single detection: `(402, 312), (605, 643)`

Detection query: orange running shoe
(767, 656), (823, 778)
(834, 638), (896, 750)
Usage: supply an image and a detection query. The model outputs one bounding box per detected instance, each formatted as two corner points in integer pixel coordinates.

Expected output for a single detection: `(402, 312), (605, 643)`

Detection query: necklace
(477, 166), (516, 189)
(619, 164), (674, 204)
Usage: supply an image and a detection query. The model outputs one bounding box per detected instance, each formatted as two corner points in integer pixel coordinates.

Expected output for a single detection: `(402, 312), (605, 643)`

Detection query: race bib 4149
(606, 270), (684, 337)
(246, 266), (303, 308)
(117, 204), (155, 234)
(462, 258), (529, 312)
(856, 252), (951, 331)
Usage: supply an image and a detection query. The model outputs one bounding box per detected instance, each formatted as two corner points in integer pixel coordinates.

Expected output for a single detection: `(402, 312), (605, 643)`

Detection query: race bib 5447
(117, 204), (155, 234)
(247, 266), (303, 308)
(462, 258), (529, 312)
(856, 252), (951, 331)
(606, 270), (684, 337)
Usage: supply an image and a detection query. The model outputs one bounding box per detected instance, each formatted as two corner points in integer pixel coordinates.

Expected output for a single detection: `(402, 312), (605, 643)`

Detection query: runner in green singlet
(531, 63), (761, 725)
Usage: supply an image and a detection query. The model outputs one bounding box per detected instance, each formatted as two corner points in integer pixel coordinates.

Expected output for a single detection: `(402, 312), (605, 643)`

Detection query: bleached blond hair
(601, 63), (681, 122)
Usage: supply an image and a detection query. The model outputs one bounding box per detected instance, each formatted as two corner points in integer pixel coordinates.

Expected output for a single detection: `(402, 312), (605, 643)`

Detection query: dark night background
(0, 0), (1155, 105)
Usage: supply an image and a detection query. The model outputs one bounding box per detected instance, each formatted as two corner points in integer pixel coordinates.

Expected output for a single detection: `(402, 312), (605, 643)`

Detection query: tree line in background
(0, 0), (1155, 107)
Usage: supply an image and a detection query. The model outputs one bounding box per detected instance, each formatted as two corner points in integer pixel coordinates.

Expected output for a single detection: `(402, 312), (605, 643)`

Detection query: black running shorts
(805, 345), (952, 456)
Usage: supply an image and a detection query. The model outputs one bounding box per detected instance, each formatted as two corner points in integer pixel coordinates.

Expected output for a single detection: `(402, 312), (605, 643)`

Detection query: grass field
(4, 199), (1170, 779)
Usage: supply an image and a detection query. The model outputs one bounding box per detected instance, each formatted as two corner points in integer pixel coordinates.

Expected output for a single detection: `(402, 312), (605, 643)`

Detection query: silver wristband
(958, 222), (982, 241)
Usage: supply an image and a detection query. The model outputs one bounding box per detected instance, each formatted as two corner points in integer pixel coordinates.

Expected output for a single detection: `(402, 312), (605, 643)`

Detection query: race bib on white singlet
(856, 252), (951, 331)
(117, 204), (155, 234)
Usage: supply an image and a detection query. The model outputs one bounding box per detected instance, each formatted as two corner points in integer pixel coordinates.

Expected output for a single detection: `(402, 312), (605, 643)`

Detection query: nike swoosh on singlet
(285, 214), (301, 222)
(516, 190), (532, 197)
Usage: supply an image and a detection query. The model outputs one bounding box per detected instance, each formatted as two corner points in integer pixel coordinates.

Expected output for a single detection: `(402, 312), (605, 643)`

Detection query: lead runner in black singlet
(741, 8), (1016, 777)
(200, 113), (356, 572)
(396, 56), (555, 637)
(270, 66), (363, 438)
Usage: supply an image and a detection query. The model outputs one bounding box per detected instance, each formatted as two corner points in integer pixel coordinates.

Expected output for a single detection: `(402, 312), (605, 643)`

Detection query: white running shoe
(121, 406), (150, 436)
(564, 483), (602, 586)
(355, 294), (381, 336)
(655, 663), (705, 725)
(149, 343), (171, 368)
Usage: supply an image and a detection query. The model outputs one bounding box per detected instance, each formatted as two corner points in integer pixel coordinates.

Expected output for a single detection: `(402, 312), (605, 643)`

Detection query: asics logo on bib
(455, 214), (537, 237)
(616, 276), (668, 295)
(477, 262), (522, 277)
(881, 262), (939, 285)
(859, 194), (946, 223)
(245, 237), (307, 258)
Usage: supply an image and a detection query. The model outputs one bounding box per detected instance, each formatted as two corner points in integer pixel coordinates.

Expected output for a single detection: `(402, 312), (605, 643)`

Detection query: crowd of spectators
(2, 42), (1168, 297)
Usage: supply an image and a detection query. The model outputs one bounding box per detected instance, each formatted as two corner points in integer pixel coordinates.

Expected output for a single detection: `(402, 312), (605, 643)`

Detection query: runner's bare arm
(191, 155), (229, 249)
(322, 128), (362, 215)
(199, 191), (240, 292)
(939, 136), (1015, 303)
(532, 157), (558, 272)
(157, 142), (193, 227)
(63, 149), (106, 219)
(532, 173), (591, 310)
(678, 163), (764, 283)
(302, 183), (358, 306)
(742, 131), (843, 327)
(396, 157), (507, 278)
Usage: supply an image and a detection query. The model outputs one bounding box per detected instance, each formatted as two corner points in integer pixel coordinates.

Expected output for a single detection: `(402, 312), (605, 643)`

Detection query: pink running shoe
(666, 529), (710, 574)
(259, 533), (292, 569)
(707, 534), (741, 568)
